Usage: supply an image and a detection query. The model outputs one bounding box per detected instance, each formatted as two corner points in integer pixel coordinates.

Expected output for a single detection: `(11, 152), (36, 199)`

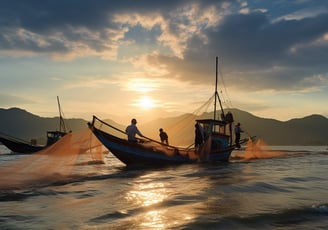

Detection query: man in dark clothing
(195, 122), (204, 150)
(159, 128), (169, 145)
(234, 122), (243, 149)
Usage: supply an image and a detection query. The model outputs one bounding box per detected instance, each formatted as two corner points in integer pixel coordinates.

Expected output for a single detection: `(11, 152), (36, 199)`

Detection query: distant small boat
(0, 96), (67, 154)
(89, 57), (255, 166)
(0, 131), (66, 154)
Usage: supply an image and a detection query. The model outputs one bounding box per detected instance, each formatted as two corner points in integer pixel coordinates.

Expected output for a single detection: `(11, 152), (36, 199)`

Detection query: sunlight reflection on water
(1, 143), (328, 229)
(120, 169), (211, 229)
(126, 181), (167, 207)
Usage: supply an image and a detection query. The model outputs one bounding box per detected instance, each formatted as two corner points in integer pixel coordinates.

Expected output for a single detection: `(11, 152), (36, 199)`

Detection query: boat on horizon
(0, 97), (67, 154)
(88, 57), (255, 166)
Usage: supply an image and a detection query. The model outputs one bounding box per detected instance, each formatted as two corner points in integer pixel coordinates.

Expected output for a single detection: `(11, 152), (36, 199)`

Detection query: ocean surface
(0, 144), (328, 229)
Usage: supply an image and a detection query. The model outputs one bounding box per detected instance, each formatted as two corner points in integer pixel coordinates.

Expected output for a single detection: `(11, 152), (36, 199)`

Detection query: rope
(92, 116), (192, 151)
(218, 60), (233, 109)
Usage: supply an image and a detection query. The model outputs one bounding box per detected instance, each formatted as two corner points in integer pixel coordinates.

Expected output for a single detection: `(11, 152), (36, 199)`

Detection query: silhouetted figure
(159, 128), (169, 145)
(125, 118), (143, 142)
(234, 122), (243, 149)
(195, 122), (204, 151)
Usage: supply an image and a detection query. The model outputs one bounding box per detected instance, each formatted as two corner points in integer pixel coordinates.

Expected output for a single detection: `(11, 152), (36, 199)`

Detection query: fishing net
(239, 138), (286, 160)
(89, 90), (237, 163)
(92, 117), (200, 160)
(142, 141), (199, 160)
(0, 128), (105, 190)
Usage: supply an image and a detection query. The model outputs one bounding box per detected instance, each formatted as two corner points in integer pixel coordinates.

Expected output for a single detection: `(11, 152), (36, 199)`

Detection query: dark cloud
(217, 11), (328, 66)
(224, 12), (328, 89)
(0, 0), (191, 31)
(169, 10), (328, 91)
(0, 0), (328, 93)
(0, 0), (201, 54)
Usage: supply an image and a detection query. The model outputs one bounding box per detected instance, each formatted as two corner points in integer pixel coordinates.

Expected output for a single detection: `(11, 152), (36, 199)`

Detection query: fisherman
(159, 128), (169, 145)
(125, 118), (143, 142)
(195, 122), (204, 151)
(234, 122), (243, 149)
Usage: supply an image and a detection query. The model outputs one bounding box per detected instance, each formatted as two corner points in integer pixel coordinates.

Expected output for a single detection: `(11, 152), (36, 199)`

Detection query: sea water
(0, 144), (327, 229)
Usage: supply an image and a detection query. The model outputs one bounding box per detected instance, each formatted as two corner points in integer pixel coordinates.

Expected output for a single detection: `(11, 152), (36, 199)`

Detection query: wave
(180, 203), (328, 229)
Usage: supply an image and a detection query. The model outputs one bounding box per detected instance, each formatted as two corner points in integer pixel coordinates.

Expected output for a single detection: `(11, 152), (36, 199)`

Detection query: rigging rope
(93, 116), (190, 151)
(218, 60), (233, 109)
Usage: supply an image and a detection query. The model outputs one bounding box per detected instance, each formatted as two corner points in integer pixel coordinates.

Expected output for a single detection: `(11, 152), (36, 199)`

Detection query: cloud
(161, 8), (328, 93)
(0, 1), (233, 60)
(273, 6), (328, 22)
(1, 0), (328, 96)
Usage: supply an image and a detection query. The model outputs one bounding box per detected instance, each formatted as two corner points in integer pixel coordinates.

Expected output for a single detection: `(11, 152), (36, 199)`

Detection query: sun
(137, 96), (156, 109)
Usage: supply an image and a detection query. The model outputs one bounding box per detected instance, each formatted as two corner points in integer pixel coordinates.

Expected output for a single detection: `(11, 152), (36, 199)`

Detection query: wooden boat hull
(0, 97), (67, 154)
(0, 131), (66, 154)
(92, 127), (196, 165)
(90, 123), (236, 166)
(0, 136), (44, 154)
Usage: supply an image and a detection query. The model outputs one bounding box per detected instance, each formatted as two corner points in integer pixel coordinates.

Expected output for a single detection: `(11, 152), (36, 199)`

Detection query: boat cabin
(196, 119), (231, 150)
(46, 131), (66, 146)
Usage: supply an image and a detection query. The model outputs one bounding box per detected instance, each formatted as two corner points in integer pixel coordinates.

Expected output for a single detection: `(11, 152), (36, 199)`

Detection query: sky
(1, 0), (328, 124)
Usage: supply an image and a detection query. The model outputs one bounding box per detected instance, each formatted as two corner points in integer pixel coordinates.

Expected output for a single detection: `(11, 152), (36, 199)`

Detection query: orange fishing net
(0, 128), (105, 190)
(242, 138), (286, 160)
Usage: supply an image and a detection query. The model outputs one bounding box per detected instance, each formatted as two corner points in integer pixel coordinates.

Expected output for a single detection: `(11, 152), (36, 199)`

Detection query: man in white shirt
(125, 118), (143, 142)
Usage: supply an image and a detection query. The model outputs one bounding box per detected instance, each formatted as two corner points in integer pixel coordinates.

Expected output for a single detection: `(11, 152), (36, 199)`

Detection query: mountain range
(0, 107), (327, 146)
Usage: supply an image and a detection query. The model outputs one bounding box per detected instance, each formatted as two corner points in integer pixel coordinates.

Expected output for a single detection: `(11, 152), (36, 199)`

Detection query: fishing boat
(88, 57), (255, 166)
(0, 97), (67, 154)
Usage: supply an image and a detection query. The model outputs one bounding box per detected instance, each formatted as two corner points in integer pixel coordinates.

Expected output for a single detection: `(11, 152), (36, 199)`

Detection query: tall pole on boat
(57, 96), (67, 133)
(214, 57), (218, 120)
(214, 56), (225, 121)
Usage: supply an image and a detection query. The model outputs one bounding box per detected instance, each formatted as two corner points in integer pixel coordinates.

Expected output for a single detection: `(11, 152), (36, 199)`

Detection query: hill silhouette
(223, 109), (328, 146)
(0, 107), (327, 146)
(0, 108), (87, 145)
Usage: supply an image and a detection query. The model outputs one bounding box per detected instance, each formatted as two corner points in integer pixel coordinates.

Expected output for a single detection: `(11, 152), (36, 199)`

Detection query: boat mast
(214, 56), (225, 120)
(57, 96), (67, 133)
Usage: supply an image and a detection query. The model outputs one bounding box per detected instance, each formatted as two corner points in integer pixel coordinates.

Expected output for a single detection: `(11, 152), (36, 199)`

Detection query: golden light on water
(125, 181), (169, 229)
(125, 181), (191, 229)
(141, 210), (166, 229)
(126, 182), (167, 207)
(122, 173), (212, 229)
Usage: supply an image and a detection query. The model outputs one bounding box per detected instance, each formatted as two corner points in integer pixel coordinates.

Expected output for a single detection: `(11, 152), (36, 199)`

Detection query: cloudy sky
(1, 0), (328, 123)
